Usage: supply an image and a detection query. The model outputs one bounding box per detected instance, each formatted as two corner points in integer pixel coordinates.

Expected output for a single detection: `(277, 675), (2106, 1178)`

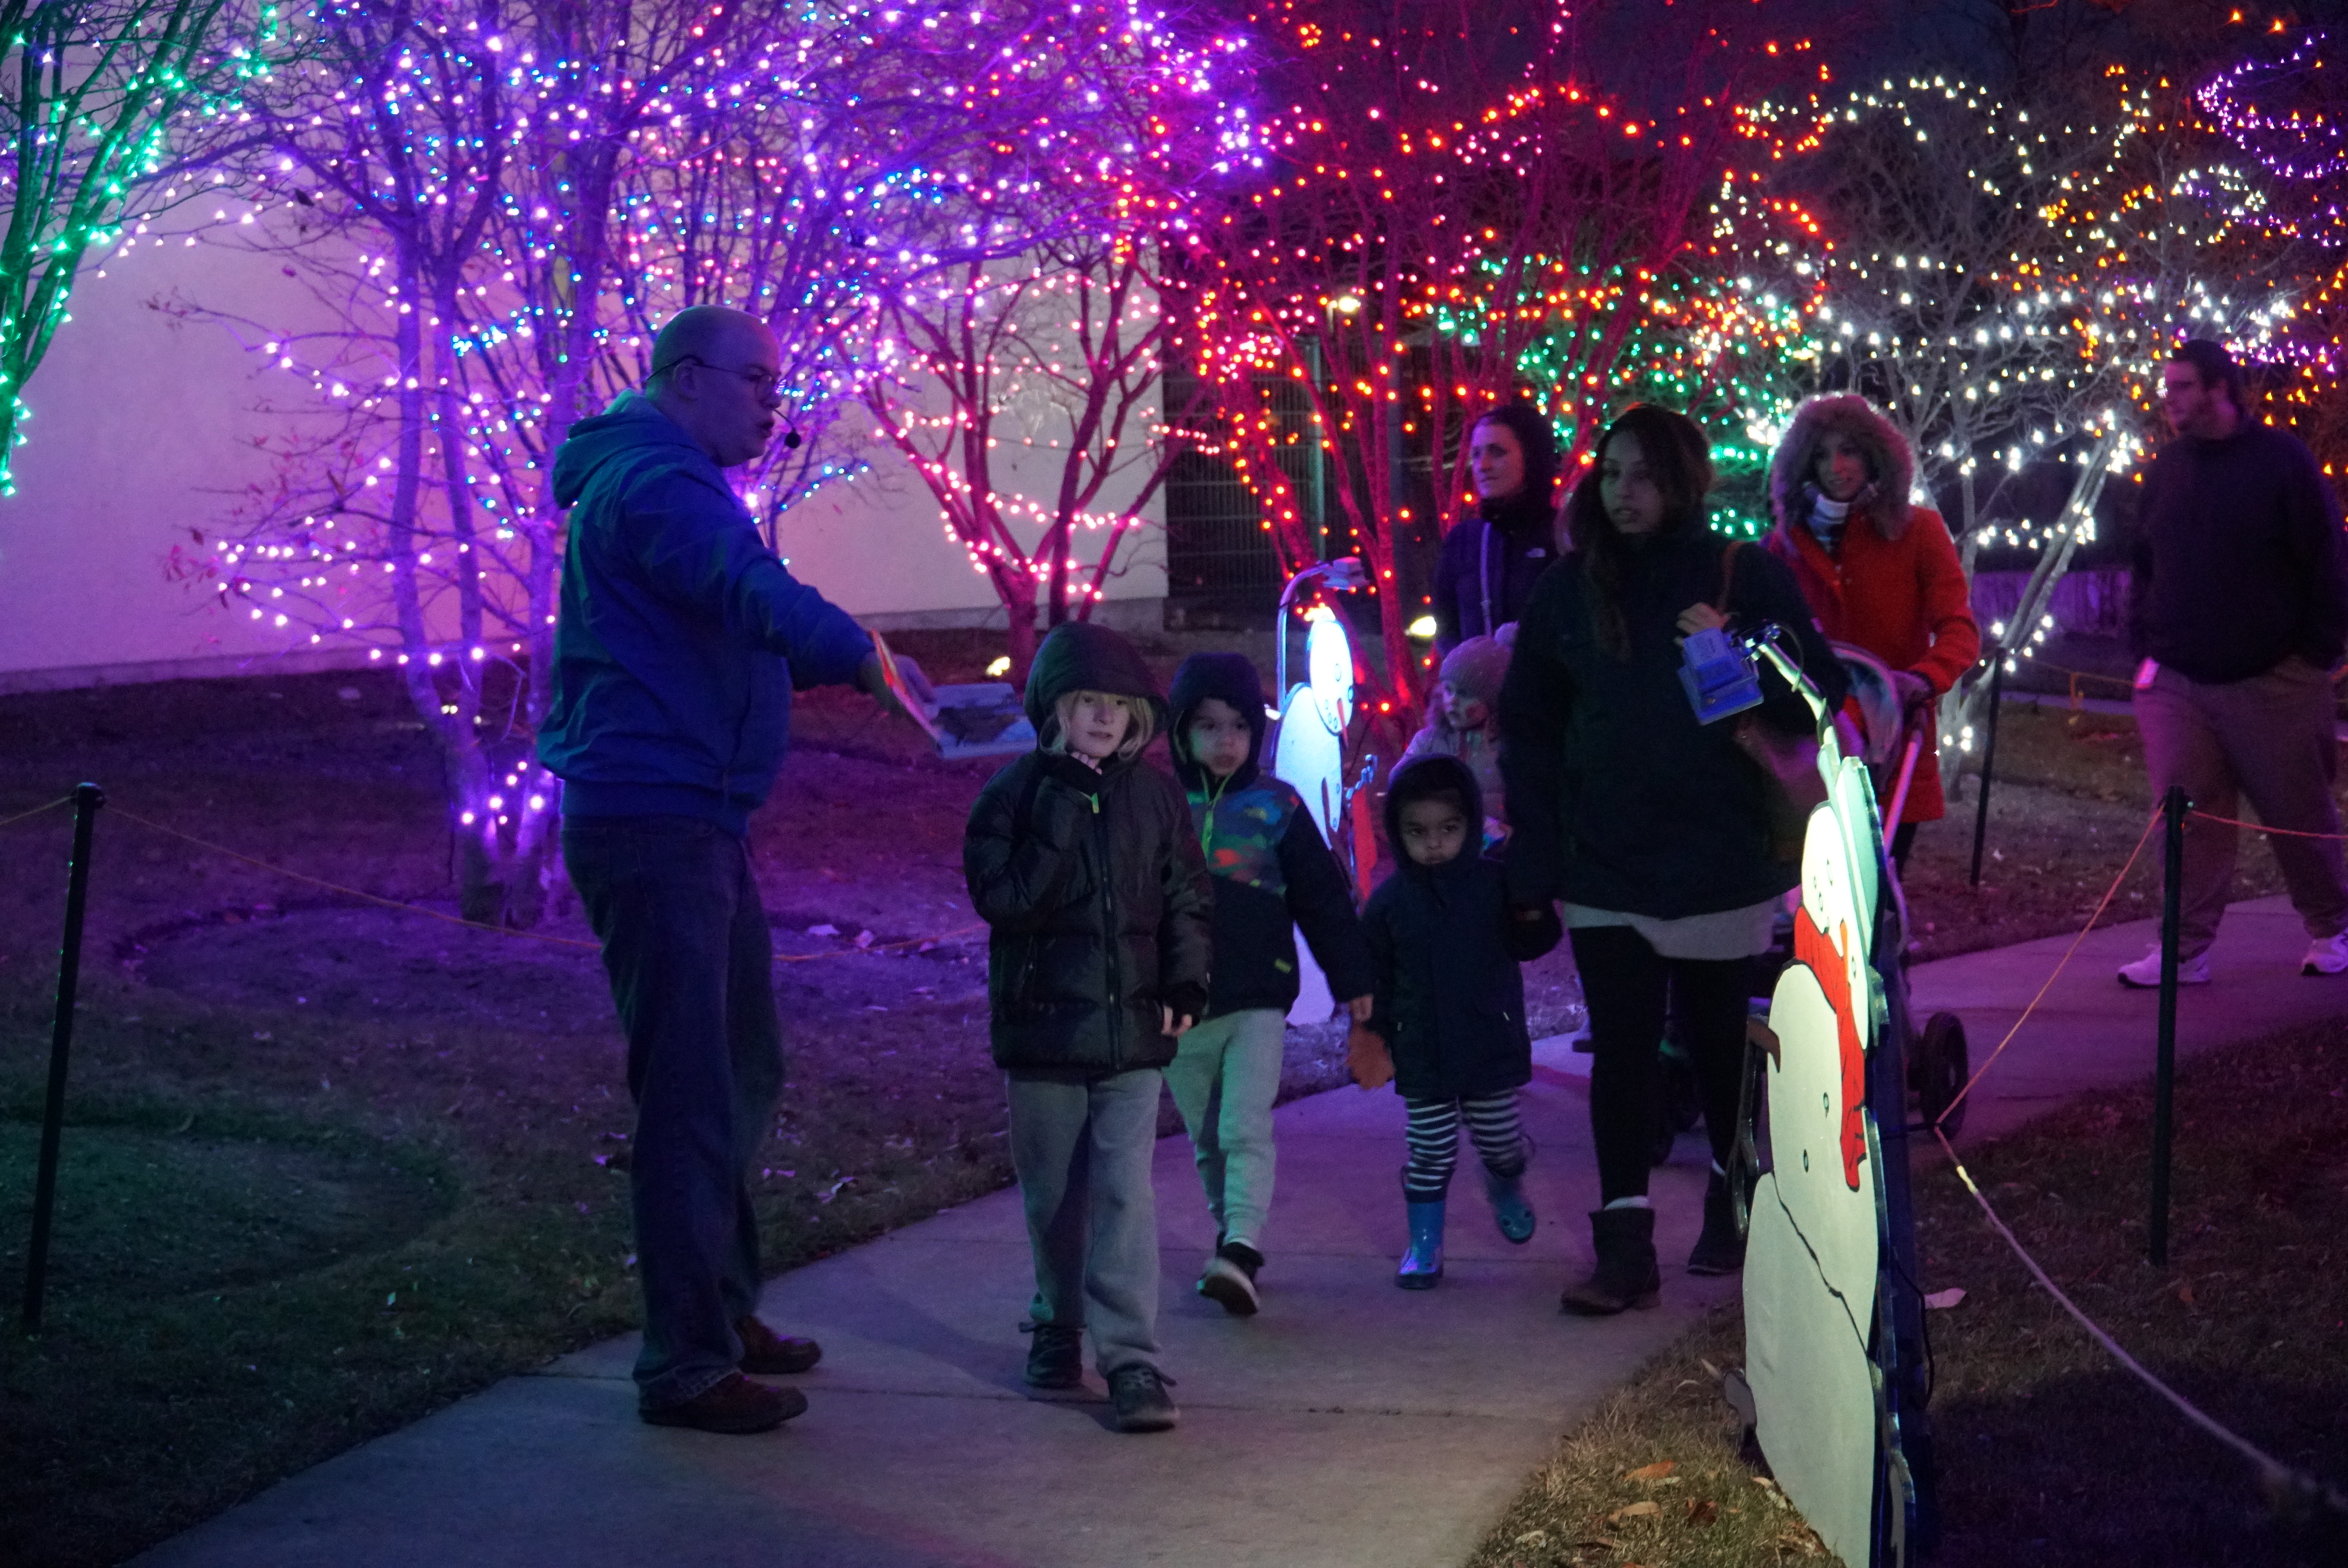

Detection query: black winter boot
(1687, 1169), (1746, 1276)
(1559, 1206), (1661, 1315)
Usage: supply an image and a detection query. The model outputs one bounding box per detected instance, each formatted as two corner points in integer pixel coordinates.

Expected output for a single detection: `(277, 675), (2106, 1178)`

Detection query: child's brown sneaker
(640, 1372), (806, 1433)
(735, 1316), (822, 1375)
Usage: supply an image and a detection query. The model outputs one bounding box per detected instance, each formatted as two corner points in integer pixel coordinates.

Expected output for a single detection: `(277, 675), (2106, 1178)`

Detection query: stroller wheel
(1916, 1012), (1969, 1137)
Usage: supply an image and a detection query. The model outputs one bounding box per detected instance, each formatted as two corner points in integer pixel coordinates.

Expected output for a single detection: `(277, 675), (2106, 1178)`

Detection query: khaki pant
(2134, 658), (2348, 957)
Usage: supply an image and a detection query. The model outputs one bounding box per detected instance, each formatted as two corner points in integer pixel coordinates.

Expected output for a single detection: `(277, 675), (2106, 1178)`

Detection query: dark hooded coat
(1499, 527), (1848, 918)
(1167, 653), (1374, 1017)
(964, 623), (1213, 1076)
(1363, 756), (1532, 1102)
(1429, 488), (1560, 651)
(1763, 394), (1980, 823)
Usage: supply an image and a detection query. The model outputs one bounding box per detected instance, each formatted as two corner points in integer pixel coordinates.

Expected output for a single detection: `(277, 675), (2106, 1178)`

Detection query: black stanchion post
(1969, 650), (2006, 888)
(2150, 782), (2186, 1268)
(22, 782), (104, 1335)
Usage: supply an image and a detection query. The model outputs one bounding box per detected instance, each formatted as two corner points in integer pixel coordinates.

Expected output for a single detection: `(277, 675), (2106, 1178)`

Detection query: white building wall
(777, 430), (1167, 635)
(0, 239), (312, 691)
(0, 239), (1165, 694)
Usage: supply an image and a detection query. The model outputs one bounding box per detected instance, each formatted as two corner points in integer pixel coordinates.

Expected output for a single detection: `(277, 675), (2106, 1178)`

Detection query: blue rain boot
(1397, 1200), (1445, 1290)
(1484, 1164), (1536, 1245)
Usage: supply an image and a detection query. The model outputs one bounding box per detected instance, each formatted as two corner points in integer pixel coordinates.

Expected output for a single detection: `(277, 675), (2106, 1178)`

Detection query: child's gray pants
(1007, 1066), (1165, 1376)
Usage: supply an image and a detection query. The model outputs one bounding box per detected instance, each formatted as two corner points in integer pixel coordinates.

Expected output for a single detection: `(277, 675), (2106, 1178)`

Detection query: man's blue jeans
(563, 814), (781, 1409)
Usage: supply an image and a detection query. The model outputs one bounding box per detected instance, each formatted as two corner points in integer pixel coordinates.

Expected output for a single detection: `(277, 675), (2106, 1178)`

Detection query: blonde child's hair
(1047, 689), (1155, 762)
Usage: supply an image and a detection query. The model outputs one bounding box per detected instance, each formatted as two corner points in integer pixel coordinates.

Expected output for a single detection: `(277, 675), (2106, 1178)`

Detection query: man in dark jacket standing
(539, 305), (899, 1434)
(2122, 339), (2348, 988)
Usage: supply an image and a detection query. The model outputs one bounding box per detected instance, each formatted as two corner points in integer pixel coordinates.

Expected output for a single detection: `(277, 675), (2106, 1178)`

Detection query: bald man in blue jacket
(541, 305), (899, 1435)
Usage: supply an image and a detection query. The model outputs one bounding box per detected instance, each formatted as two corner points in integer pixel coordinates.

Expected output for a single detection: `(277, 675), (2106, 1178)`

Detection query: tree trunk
(1002, 578), (1041, 687)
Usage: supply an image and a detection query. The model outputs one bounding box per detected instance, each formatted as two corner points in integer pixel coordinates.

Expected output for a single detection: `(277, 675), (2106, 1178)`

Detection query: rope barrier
(104, 804), (982, 965)
(0, 795), (73, 833)
(2186, 810), (2348, 842)
(1932, 806), (2162, 1127)
(2026, 662), (2348, 729)
(1910, 803), (2348, 1521)
(2034, 662), (2136, 697)
(1932, 1122), (2348, 1520)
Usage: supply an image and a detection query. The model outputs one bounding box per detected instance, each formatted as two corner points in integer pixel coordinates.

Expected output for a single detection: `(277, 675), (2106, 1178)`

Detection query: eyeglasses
(651, 354), (784, 402)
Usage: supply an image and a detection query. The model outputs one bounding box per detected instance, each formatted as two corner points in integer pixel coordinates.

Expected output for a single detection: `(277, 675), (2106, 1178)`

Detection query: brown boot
(1686, 1170), (1747, 1276)
(1559, 1206), (1662, 1316)
(735, 1315), (822, 1375)
(640, 1371), (807, 1433)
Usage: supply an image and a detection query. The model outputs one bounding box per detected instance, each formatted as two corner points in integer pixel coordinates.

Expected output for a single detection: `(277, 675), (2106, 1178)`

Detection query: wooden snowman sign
(1272, 608), (1355, 1025)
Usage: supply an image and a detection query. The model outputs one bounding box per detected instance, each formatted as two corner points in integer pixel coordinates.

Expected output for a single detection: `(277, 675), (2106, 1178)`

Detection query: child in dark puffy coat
(1358, 754), (1558, 1288)
(963, 623), (1213, 1432)
(1164, 652), (1375, 1317)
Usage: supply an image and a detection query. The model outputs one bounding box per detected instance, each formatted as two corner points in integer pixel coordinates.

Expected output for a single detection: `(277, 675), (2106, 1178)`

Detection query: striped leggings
(1401, 1092), (1526, 1203)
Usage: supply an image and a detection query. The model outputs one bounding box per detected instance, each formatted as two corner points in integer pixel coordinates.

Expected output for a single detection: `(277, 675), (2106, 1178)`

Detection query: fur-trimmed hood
(1768, 394), (1917, 544)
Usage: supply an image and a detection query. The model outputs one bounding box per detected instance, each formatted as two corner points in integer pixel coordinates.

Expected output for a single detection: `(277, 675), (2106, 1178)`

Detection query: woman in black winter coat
(1362, 755), (1556, 1289)
(1429, 401), (1563, 651)
(963, 622), (1213, 1432)
(1499, 404), (1846, 1316)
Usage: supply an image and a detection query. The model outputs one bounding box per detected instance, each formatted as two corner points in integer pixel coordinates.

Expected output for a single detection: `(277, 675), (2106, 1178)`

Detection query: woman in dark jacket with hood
(964, 622), (1212, 1432)
(1429, 402), (1563, 651)
(1362, 755), (1555, 1288)
(1500, 404), (1846, 1316)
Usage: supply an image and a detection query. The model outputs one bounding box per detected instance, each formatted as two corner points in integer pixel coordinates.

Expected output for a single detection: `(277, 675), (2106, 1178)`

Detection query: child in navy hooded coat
(1361, 755), (1557, 1287)
(1164, 652), (1374, 1315)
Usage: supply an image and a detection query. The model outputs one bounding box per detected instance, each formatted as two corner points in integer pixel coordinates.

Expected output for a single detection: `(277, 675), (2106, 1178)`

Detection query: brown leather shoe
(735, 1315), (822, 1375)
(640, 1371), (806, 1433)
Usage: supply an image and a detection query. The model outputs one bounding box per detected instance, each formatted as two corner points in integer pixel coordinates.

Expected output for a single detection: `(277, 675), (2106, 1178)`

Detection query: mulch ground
(1468, 1017), (2348, 1568)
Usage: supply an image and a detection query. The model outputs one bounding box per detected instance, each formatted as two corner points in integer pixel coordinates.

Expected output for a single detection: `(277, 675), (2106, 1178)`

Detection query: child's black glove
(1505, 901), (1563, 962)
(1160, 982), (1209, 1029)
(1037, 752), (1105, 796)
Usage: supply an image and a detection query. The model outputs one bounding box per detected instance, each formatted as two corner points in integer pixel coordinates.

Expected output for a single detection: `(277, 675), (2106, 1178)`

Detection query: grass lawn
(1466, 1017), (2348, 1568)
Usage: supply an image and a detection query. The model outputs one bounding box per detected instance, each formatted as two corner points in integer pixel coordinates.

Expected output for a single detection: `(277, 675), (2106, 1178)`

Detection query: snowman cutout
(1271, 610), (1355, 1025)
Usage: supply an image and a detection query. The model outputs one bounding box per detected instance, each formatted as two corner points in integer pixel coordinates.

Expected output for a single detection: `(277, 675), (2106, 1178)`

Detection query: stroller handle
(1735, 622), (1836, 739)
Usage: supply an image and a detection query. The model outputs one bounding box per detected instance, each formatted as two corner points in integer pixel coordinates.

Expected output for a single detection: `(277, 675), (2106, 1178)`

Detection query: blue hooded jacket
(536, 391), (874, 835)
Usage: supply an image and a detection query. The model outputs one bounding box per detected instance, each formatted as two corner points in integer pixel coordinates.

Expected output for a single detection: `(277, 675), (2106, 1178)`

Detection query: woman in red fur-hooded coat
(1764, 394), (1981, 863)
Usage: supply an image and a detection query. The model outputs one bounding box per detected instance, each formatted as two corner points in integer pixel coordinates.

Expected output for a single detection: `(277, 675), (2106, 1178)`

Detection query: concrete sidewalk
(135, 895), (2347, 1568)
(1909, 893), (2341, 1147)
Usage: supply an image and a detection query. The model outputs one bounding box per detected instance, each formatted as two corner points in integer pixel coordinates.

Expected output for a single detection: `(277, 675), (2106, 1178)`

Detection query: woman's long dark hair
(1563, 405), (1716, 658)
(1470, 400), (1562, 513)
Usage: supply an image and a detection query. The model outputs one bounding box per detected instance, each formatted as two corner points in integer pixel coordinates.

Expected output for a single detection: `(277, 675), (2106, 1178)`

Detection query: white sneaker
(2117, 946), (2209, 988)
(2303, 935), (2348, 976)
